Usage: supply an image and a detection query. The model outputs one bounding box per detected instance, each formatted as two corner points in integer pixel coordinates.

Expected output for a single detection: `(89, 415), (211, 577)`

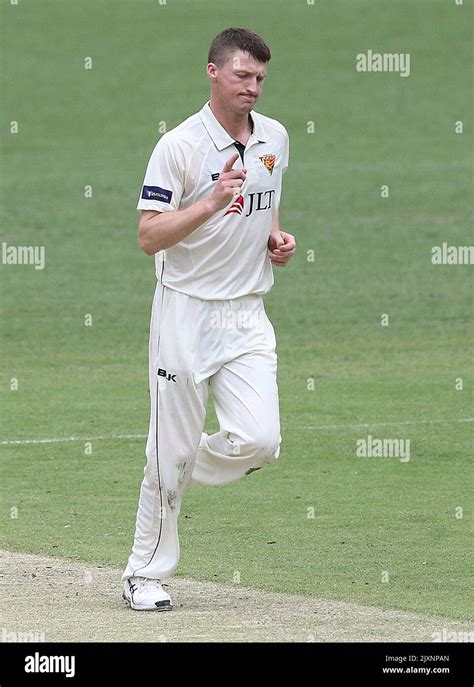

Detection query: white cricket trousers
(122, 281), (281, 581)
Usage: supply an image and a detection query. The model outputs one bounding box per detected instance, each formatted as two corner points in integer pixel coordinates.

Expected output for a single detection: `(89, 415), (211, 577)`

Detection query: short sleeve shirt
(137, 101), (289, 300)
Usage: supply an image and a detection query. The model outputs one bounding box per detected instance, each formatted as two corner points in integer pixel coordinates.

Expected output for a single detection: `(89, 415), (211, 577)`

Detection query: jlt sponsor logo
(2, 241), (45, 270)
(224, 189), (275, 217)
(356, 435), (410, 462)
(431, 242), (473, 265)
(24, 652), (75, 678)
(356, 50), (411, 77)
(210, 309), (265, 331)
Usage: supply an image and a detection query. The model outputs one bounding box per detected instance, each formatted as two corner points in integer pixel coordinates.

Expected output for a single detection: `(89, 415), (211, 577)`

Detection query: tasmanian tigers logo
(259, 154), (276, 175)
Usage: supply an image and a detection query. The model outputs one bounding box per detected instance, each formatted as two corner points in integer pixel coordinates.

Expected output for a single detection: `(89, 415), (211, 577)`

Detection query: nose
(247, 77), (260, 95)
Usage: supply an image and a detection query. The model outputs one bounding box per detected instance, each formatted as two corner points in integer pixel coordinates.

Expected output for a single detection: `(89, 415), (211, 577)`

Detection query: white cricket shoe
(123, 576), (173, 611)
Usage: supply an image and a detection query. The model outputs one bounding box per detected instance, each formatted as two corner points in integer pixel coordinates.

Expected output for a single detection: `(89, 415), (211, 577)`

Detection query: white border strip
(0, 434), (146, 446)
(1, 418), (472, 446)
(302, 418), (474, 430)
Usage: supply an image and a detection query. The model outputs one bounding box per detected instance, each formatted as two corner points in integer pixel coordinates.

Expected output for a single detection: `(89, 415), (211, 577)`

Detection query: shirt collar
(199, 100), (268, 150)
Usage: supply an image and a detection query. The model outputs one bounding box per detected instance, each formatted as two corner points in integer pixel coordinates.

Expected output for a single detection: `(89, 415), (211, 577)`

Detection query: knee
(241, 429), (281, 463)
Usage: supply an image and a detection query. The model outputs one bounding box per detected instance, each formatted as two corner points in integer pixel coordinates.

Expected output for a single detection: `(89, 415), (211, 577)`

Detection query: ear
(207, 63), (218, 80)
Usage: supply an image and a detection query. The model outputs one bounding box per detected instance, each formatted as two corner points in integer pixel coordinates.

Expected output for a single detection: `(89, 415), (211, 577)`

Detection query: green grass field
(1, 0), (472, 623)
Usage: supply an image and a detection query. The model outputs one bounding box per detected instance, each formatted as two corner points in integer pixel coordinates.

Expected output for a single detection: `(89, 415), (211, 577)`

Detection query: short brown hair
(208, 27), (271, 67)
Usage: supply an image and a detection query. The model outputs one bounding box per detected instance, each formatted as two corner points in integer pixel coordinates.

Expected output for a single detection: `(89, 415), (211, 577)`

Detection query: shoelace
(136, 577), (162, 593)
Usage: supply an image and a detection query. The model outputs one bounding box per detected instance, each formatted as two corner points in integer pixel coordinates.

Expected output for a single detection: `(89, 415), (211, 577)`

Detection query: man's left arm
(268, 207), (296, 267)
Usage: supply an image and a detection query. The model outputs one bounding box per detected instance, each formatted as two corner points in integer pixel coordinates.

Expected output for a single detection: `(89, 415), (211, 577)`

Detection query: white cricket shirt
(136, 101), (289, 300)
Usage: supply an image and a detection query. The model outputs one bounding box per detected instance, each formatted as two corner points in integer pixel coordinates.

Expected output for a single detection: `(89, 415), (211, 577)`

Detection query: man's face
(207, 49), (267, 113)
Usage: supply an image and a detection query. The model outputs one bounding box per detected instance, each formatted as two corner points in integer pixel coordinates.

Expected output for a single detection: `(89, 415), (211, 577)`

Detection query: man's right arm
(138, 199), (216, 255)
(138, 152), (246, 255)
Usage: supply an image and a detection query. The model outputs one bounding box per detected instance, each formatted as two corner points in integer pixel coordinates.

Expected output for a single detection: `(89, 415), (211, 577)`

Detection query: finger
(278, 242), (296, 252)
(221, 152), (240, 173)
(222, 169), (247, 181)
(269, 250), (288, 260)
(269, 234), (284, 249)
(223, 180), (243, 191)
(223, 183), (242, 196)
(278, 234), (296, 250)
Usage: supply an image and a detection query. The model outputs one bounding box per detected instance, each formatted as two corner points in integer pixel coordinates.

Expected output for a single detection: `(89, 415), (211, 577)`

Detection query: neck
(209, 98), (252, 144)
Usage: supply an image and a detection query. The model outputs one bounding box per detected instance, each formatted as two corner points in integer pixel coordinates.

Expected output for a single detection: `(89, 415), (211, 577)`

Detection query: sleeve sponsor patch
(141, 185), (173, 203)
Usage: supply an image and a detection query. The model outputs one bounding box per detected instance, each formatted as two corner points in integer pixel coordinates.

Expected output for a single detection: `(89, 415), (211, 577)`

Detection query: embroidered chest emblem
(259, 154), (276, 175)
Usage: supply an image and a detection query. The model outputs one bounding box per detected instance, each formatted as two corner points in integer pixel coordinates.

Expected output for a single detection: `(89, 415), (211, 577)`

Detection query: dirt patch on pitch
(1, 550), (471, 643)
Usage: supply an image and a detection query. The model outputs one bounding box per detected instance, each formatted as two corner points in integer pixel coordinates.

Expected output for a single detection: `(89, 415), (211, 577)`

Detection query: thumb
(273, 232), (284, 249)
(221, 152), (239, 173)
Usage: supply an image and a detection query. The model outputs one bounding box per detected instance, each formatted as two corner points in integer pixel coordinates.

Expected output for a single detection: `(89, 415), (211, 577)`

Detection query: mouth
(240, 95), (255, 102)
